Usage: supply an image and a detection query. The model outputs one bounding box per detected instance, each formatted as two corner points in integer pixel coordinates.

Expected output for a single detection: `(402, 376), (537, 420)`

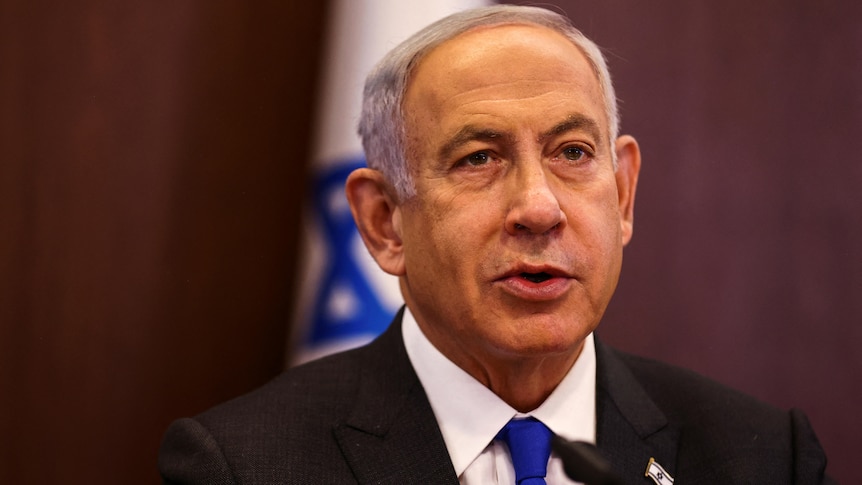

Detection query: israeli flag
(293, 0), (490, 364)
(645, 457), (675, 485)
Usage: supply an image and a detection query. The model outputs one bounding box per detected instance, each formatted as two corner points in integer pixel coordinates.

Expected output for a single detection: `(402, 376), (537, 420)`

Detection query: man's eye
(562, 146), (585, 161)
(464, 152), (490, 166)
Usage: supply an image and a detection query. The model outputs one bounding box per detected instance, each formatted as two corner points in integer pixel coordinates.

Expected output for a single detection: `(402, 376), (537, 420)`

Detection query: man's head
(346, 5), (640, 409)
(358, 5), (621, 201)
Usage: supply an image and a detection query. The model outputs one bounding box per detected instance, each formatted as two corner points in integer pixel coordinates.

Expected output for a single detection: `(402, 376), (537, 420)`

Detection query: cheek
(565, 182), (624, 264)
(591, 188), (626, 281)
(401, 202), (457, 267)
(403, 197), (493, 278)
(584, 177), (623, 234)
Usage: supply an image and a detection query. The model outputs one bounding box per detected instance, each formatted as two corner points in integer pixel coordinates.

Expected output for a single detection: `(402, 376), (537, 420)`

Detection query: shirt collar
(401, 307), (597, 476)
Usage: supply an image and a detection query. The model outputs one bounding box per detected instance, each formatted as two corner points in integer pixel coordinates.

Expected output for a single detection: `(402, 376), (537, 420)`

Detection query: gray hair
(358, 5), (619, 200)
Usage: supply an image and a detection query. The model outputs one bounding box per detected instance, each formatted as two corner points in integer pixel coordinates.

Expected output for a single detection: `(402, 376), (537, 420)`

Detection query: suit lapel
(595, 339), (679, 483)
(331, 317), (679, 484)
(333, 310), (459, 484)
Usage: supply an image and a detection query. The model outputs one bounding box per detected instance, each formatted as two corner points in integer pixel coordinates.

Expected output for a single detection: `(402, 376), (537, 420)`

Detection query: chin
(493, 324), (587, 357)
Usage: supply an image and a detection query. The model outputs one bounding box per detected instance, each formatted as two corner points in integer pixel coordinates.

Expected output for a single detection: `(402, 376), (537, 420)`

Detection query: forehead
(416, 23), (593, 78)
(403, 24), (607, 142)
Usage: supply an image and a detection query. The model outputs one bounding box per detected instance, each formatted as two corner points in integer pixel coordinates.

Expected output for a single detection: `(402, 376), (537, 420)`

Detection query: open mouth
(521, 272), (553, 283)
(499, 268), (571, 300)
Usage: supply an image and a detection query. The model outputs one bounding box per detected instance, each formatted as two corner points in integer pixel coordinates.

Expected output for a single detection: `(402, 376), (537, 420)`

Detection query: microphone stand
(551, 435), (623, 485)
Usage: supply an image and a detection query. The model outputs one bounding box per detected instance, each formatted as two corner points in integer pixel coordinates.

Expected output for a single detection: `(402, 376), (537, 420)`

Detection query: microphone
(551, 435), (623, 485)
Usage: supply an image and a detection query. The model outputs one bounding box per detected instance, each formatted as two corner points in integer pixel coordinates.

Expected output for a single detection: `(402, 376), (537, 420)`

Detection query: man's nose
(504, 163), (566, 235)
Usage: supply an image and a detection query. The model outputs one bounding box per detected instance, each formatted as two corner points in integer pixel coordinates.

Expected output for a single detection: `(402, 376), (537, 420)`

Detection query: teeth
(522, 272), (552, 283)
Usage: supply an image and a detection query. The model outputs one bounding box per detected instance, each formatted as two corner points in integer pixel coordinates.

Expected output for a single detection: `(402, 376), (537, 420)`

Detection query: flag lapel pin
(645, 457), (674, 485)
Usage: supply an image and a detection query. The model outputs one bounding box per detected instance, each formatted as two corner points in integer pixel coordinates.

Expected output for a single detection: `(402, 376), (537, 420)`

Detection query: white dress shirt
(402, 307), (596, 485)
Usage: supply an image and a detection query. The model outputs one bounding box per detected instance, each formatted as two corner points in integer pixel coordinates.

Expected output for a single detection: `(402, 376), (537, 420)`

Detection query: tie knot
(496, 417), (553, 485)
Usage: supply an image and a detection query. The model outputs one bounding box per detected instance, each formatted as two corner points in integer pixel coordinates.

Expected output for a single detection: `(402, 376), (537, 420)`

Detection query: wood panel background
(0, 1), (327, 482)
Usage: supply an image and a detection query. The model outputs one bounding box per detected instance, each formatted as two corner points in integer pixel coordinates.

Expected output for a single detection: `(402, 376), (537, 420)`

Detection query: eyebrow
(538, 114), (602, 144)
(438, 126), (511, 162)
(437, 114), (603, 161)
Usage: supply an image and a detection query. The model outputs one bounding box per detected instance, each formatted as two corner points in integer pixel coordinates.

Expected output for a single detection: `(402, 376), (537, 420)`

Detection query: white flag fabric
(645, 457), (675, 485)
(293, 0), (490, 364)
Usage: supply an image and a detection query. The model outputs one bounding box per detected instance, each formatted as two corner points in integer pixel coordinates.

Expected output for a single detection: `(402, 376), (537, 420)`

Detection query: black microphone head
(551, 435), (623, 485)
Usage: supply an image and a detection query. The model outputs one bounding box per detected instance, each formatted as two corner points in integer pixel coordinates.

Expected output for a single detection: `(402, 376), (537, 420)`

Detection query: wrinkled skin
(347, 24), (640, 411)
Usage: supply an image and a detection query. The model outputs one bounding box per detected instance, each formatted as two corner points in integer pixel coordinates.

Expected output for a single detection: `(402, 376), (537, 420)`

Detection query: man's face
(394, 24), (635, 372)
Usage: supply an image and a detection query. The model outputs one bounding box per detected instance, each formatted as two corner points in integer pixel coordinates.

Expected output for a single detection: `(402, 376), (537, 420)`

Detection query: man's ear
(614, 135), (641, 246)
(345, 168), (406, 276)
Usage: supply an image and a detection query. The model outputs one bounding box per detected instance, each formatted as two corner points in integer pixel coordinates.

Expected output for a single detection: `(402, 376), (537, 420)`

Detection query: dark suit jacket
(158, 311), (832, 484)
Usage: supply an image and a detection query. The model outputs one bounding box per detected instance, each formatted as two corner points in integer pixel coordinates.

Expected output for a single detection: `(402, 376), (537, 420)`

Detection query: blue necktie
(496, 417), (553, 485)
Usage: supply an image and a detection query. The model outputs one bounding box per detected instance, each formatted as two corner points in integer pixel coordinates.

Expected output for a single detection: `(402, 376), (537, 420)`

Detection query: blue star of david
(306, 159), (394, 346)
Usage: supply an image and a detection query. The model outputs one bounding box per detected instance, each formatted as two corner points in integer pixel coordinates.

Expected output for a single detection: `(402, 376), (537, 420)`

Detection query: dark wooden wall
(1, 0), (858, 483)
(0, 1), (327, 482)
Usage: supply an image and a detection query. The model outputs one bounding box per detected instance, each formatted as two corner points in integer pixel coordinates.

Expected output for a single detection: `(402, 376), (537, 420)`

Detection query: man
(159, 6), (832, 484)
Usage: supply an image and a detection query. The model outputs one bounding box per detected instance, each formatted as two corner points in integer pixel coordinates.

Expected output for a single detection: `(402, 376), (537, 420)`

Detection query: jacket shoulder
(160, 346), (373, 484)
(202, 347), (366, 425)
(600, 343), (830, 483)
(611, 348), (783, 420)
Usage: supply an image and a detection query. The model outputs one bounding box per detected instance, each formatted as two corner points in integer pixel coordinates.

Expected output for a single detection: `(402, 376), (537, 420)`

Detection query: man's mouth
(520, 272), (553, 283)
(497, 268), (572, 301)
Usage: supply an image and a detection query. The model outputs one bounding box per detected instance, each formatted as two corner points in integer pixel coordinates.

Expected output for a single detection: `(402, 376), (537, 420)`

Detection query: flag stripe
(293, 0), (490, 364)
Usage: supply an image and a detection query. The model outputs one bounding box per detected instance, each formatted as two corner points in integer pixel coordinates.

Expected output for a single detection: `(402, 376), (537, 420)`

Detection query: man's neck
(415, 317), (585, 412)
